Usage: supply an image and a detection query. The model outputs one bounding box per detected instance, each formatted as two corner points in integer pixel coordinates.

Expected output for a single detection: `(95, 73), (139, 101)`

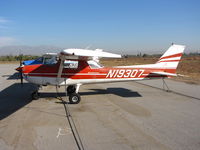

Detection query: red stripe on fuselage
(23, 65), (175, 79)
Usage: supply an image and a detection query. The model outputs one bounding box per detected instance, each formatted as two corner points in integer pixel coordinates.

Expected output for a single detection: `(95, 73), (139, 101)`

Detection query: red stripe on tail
(159, 53), (182, 60)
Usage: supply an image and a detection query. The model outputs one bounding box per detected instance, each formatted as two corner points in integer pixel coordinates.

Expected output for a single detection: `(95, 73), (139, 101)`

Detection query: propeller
(19, 54), (23, 86)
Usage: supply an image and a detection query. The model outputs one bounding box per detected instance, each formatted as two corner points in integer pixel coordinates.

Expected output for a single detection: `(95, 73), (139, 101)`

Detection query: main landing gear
(67, 84), (81, 104)
(30, 84), (82, 104)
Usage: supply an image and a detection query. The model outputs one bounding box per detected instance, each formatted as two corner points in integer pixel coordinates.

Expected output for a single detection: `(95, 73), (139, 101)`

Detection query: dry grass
(175, 56), (200, 84)
(101, 57), (157, 67)
(100, 56), (200, 84)
(0, 61), (19, 64)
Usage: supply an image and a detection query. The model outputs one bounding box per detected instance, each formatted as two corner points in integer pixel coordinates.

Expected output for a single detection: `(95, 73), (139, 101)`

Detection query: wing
(56, 48), (121, 82)
(60, 48), (121, 60)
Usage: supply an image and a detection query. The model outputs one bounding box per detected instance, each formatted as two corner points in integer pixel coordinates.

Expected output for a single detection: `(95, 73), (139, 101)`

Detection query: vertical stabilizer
(156, 44), (185, 73)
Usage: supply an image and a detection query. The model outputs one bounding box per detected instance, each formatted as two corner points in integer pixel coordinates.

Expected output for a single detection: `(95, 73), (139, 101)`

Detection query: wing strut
(56, 56), (65, 85)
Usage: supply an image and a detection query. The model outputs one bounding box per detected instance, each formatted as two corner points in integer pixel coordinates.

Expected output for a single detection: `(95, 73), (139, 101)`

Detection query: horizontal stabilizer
(151, 72), (177, 77)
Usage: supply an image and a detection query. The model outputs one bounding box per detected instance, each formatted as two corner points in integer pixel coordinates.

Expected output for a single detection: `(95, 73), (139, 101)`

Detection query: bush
(0, 55), (39, 61)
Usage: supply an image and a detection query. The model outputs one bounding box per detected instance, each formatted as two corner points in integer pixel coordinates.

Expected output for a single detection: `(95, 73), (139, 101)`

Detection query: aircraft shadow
(56, 88), (141, 105)
(41, 88), (142, 99)
(80, 88), (142, 98)
(0, 83), (141, 120)
(40, 87), (142, 99)
(40, 92), (66, 98)
(0, 83), (36, 120)
(2, 72), (20, 80)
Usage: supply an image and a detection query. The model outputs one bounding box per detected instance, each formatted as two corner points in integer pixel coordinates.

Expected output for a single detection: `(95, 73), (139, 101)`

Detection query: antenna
(85, 44), (92, 49)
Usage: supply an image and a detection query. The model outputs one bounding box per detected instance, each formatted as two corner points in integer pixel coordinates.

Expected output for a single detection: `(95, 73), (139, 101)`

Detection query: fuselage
(22, 59), (169, 86)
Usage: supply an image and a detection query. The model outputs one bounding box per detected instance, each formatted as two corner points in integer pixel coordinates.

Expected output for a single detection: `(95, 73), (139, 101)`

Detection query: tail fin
(156, 44), (185, 73)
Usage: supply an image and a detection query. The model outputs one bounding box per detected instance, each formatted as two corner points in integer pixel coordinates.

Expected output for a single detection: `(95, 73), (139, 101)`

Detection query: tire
(69, 93), (81, 104)
(31, 91), (40, 100)
(67, 85), (76, 94)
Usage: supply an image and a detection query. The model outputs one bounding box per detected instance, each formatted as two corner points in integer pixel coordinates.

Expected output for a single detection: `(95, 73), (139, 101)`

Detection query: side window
(64, 60), (78, 69)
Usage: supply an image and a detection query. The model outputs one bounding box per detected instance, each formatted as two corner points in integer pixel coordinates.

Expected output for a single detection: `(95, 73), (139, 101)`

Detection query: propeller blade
(20, 69), (23, 86)
(19, 54), (23, 66)
(19, 54), (23, 86)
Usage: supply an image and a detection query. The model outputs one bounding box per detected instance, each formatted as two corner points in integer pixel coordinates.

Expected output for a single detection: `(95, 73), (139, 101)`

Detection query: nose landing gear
(31, 85), (41, 100)
(31, 91), (40, 100)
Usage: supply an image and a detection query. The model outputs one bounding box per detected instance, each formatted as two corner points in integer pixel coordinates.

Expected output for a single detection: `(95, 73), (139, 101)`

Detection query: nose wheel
(31, 85), (41, 100)
(31, 91), (40, 100)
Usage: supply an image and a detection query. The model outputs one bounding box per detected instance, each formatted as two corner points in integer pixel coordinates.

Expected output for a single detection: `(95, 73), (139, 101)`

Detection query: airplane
(16, 44), (185, 104)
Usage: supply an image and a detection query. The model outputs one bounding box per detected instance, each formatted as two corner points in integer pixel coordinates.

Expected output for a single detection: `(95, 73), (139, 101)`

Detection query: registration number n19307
(106, 69), (145, 78)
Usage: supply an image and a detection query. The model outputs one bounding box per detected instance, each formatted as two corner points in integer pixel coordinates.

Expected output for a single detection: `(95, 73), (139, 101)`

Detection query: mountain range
(0, 45), (63, 56)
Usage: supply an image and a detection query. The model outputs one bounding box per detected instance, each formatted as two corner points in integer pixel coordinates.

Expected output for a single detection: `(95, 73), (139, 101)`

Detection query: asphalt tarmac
(0, 64), (200, 150)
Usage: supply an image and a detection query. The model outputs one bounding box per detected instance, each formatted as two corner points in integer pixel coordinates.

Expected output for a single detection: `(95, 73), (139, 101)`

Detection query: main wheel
(31, 91), (40, 100)
(67, 85), (76, 94)
(69, 93), (81, 104)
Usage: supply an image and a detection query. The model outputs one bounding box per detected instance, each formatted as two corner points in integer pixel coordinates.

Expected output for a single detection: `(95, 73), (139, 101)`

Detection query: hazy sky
(0, 0), (200, 54)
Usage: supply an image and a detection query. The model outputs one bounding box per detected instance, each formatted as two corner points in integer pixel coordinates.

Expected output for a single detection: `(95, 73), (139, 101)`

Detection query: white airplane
(16, 44), (185, 104)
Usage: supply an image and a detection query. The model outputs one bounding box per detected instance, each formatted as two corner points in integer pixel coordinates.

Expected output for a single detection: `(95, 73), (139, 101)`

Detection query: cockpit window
(36, 57), (43, 63)
(43, 56), (57, 65)
(64, 60), (78, 69)
(87, 60), (103, 69)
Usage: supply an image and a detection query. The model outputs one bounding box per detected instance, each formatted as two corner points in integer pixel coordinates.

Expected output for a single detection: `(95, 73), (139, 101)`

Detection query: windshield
(36, 57), (43, 63)
(43, 56), (57, 65)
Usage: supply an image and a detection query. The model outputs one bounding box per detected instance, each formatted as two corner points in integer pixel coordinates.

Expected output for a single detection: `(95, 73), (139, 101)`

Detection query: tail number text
(106, 69), (145, 78)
